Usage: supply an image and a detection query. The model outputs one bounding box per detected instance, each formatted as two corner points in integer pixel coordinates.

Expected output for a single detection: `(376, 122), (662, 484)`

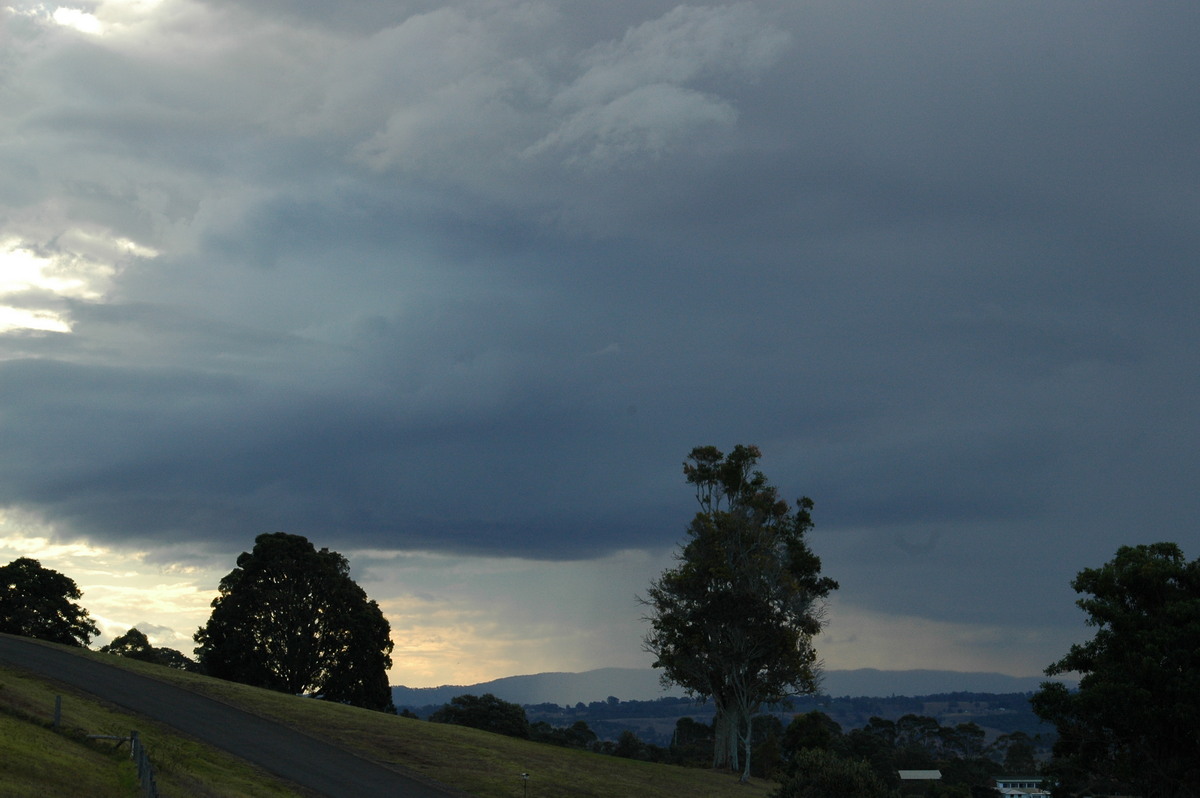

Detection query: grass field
(0, 708), (136, 798)
(1, 643), (776, 797)
(0, 662), (314, 797)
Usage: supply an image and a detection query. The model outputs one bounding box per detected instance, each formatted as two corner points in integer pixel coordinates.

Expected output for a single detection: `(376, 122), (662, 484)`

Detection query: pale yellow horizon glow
(0, 520), (223, 654)
(0, 516), (1061, 689)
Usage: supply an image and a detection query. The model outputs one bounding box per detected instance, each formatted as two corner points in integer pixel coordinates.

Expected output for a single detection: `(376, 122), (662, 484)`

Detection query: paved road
(0, 633), (462, 798)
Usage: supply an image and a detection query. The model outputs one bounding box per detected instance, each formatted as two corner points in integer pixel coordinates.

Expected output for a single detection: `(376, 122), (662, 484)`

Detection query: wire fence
(56, 695), (159, 798)
(129, 730), (159, 798)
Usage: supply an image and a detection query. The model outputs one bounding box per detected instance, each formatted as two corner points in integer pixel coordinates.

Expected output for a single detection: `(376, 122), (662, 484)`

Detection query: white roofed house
(994, 776), (1050, 797)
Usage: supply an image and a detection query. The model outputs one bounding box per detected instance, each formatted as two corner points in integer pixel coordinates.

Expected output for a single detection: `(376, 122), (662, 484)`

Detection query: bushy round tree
(102, 627), (198, 670)
(1032, 542), (1200, 797)
(101, 627), (159, 662)
(195, 533), (395, 711)
(430, 693), (530, 738)
(0, 557), (98, 647)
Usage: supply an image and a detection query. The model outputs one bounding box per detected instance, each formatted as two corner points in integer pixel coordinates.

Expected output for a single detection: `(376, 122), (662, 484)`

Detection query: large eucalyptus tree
(643, 445), (837, 781)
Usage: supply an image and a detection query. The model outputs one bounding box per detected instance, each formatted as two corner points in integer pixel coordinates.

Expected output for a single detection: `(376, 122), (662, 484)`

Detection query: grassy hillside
(0, 704), (136, 798)
(0, 662), (311, 797)
(3, 643), (776, 798)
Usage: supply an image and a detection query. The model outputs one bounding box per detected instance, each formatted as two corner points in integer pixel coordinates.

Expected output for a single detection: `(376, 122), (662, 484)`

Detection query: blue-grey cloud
(2, 0), (1198, 649)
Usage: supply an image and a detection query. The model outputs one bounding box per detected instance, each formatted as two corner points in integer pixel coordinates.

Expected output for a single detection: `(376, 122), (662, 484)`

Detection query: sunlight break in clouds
(51, 6), (103, 34)
(11, 0), (164, 36)
(0, 234), (155, 333)
(0, 243), (77, 332)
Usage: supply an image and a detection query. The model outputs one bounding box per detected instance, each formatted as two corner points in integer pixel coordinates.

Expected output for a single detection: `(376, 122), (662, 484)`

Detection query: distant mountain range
(392, 667), (1065, 708)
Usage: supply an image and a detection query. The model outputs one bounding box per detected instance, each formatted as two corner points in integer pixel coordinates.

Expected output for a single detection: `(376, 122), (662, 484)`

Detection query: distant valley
(392, 667), (1065, 748)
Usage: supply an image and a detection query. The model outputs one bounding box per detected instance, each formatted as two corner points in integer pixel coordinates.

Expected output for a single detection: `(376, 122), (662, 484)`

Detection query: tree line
(398, 686), (1040, 796)
(2, 444), (1197, 797)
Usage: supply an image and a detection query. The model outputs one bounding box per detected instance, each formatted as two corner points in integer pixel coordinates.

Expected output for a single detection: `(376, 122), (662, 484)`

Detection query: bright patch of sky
(51, 6), (103, 34)
(0, 243), (75, 333)
(0, 234), (154, 334)
(6, 0), (163, 36)
(0, 512), (221, 653)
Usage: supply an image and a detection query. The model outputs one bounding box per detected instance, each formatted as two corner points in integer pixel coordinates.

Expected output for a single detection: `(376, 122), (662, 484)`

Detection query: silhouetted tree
(774, 748), (892, 798)
(153, 646), (200, 671)
(1032, 542), (1200, 797)
(102, 627), (198, 670)
(644, 445), (837, 782)
(567, 720), (599, 748)
(783, 711), (843, 756)
(0, 557), (98, 647)
(843, 719), (901, 789)
(988, 732), (1037, 775)
(530, 719), (598, 748)
(430, 693), (530, 738)
(940, 722), (985, 760)
(614, 729), (648, 759)
(672, 716), (715, 764)
(102, 627), (159, 662)
(751, 714), (785, 778)
(194, 533), (394, 712)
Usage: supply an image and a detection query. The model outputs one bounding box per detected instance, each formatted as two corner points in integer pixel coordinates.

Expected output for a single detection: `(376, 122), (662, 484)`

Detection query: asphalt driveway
(0, 633), (462, 797)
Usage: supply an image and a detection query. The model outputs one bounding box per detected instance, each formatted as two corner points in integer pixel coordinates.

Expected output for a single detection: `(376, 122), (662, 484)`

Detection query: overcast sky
(2, 0), (1197, 688)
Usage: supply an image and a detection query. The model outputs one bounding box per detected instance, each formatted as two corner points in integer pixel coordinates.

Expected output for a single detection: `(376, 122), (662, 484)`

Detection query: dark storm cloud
(2, 0), (1198, 639)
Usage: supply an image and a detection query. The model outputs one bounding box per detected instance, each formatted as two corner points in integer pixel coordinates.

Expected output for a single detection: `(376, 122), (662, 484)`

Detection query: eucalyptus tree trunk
(712, 705), (739, 772)
(739, 710), (754, 783)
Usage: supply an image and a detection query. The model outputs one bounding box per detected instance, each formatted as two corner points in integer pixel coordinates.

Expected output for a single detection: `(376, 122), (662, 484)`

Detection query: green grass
(0, 709), (137, 798)
(0, 663), (312, 797)
(6, 642), (778, 797)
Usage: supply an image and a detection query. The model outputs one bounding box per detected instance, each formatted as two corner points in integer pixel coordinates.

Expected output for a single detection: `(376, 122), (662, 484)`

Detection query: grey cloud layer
(2, 0), (1198, 630)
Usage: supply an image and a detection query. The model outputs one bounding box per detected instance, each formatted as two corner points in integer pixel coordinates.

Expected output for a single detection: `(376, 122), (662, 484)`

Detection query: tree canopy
(643, 445), (837, 782)
(194, 532), (395, 712)
(1031, 542), (1200, 798)
(774, 748), (893, 798)
(102, 627), (198, 670)
(101, 627), (159, 662)
(0, 557), (99, 647)
(430, 693), (531, 738)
